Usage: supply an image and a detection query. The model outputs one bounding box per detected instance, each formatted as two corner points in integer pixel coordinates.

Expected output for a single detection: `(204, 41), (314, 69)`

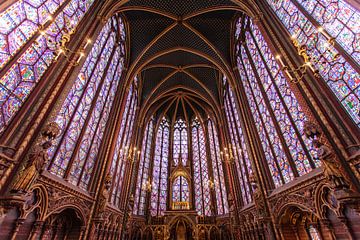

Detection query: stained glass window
(266, 0), (360, 127)
(151, 117), (170, 216)
(223, 78), (253, 205)
(172, 176), (190, 204)
(0, 0), (95, 133)
(207, 119), (228, 214)
(173, 118), (188, 166)
(109, 82), (138, 208)
(192, 118), (211, 216)
(235, 17), (318, 188)
(47, 14), (126, 191)
(133, 118), (154, 215)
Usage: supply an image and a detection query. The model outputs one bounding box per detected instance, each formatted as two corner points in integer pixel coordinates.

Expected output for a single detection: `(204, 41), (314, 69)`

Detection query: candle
(45, 15), (53, 25)
(55, 49), (64, 61)
(306, 62), (315, 72)
(276, 55), (286, 68)
(76, 52), (84, 64)
(84, 39), (92, 49)
(318, 27), (331, 40)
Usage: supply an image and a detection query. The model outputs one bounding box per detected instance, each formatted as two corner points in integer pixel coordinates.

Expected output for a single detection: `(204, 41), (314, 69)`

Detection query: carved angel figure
(11, 140), (52, 193)
(98, 173), (112, 214)
(313, 139), (348, 189)
(11, 122), (59, 194)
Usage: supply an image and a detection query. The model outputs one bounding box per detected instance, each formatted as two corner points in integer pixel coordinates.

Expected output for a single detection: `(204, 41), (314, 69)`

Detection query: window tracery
(0, 0), (96, 132)
(235, 17), (319, 188)
(207, 119), (228, 214)
(133, 117), (154, 215)
(223, 78), (253, 205)
(192, 118), (211, 216)
(173, 118), (188, 166)
(47, 14), (126, 191)
(266, 0), (360, 126)
(150, 117), (170, 216)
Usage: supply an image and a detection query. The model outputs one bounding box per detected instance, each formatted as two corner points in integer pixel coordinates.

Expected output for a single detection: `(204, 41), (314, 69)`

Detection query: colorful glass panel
(223, 84), (253, 205)
(192, 118), (211, 216)
(150, 117), (170, 216)
(235, 17), (319, 187)
(47, 15), (126, 191)
(134, 118), (154, 215)
(172, 176), (190, 203)
(266, 0), (360, 126)
(208, 119), (228, 214)
(110, 85), (136, 207)
(173, 118), (188, 166)
(0, 0), (95, 133)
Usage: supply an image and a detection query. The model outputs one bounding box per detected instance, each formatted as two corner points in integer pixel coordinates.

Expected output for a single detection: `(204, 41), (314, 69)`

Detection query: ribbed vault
(102, 0), (261, 123)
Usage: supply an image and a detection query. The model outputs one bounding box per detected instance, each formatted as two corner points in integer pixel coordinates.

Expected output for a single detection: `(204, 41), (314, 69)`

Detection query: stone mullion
(0, 4), (104, 196)
(129, 118), (145, 201)
(134, 122), (150, 215)
(288, 0), (360, 72)
(257, 4), (360, 190)
(144, 117), (158, 218)
(0, 0), (74, 79)
(120, 106), (142, 238)
(167, 121), (174, 210)
(121, 115), (142, 212)
(1, 1), (103, 147)
(204, 121), (218, 216)
(230, 61), (277, 193)
(224, 98), (246, 207)
(226, 93), (252, 203)
(248, 29), (316, 169)
(110, 92), (134, 203)
(63, 37), (118, 181)
(83, 67), (129, 239)
(114, 92), (136, 207)
(217, 107), (241, 219)
(47, 30), (112, 170)
(156, 127), (165, 215)
(257, 0), (359, 147)
(196, 126), (206, 215)
(209, 120), (226, 213)
(188, 122), (196, 210)
(98, 87), (128, 196)
(237, 56), (285, 187)
(119, 103), (141, 210)
(244, 43), (300, 178)
(231, 55), (278, 238)
(77, 48), (122, 186)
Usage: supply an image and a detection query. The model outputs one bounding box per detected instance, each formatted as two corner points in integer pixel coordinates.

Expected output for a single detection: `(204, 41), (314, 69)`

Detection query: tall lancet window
(235, 17), (319, 188)
(133, 117), (154, 215)
(109, 81), (138, 208)
(173, 118), (188, 166)
(223, 78), (253, 205)
(192, 118), (211, 216)
(0, 0), (95, 133)
(266, 0), (360, 126)
(207, 119), (229, 214)
(47, 14), (126, 190)
(151, 117), (170, 216)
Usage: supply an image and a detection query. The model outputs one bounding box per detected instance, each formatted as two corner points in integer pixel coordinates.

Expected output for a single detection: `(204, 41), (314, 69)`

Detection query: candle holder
(275, 28), (339, 83)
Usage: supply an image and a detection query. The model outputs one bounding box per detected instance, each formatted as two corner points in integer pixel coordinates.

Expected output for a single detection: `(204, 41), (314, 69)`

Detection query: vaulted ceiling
(112, 0), (258, 121)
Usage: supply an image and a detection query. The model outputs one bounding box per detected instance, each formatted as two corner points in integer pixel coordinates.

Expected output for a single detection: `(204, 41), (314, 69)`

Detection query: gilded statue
(313, 139), (348, 189)
(249, 174), (266, 217)
(12, 122), (60, 194)
(303, 121), (348, 189)
(98, 173), (112, 214)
